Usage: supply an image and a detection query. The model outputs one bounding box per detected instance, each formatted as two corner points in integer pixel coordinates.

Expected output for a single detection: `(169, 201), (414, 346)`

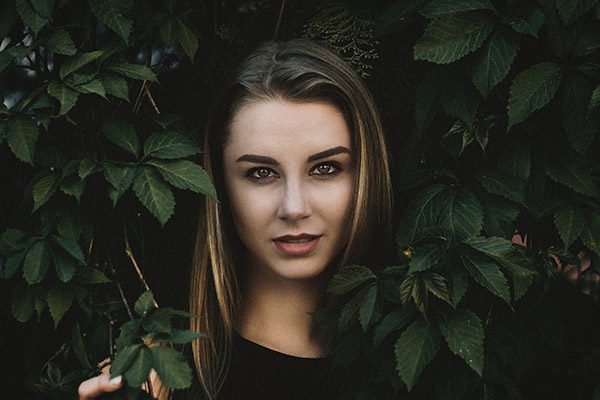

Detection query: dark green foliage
(1, 1), (599, 399)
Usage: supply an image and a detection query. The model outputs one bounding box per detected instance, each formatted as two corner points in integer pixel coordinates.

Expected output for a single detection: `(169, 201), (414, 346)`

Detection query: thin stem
(124, 226), (159, 308)
(132, 80), (148, 114)
(273, 0), (287, 40)
(145, 88), (161, 115)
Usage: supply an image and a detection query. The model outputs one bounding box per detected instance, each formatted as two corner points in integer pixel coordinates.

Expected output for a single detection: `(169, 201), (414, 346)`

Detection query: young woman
(78, 38), (394, 400)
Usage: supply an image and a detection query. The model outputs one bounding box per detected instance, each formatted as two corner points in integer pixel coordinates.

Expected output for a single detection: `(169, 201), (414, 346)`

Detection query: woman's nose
(277, 180), (312, 221)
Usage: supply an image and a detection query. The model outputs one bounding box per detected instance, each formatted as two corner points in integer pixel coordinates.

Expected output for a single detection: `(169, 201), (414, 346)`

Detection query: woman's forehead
(224, 99), (351, 156)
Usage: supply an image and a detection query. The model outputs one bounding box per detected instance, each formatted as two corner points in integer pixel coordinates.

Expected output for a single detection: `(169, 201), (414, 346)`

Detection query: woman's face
(223, 99), (354, 282)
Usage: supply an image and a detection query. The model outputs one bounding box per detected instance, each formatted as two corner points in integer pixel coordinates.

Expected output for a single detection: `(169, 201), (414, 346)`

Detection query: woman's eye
(247, 167), (275, 180)
(311, 163), (340, 176)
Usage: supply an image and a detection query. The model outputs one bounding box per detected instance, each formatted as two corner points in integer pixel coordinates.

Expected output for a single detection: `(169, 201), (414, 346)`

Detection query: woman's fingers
(78, 373), (123, 400)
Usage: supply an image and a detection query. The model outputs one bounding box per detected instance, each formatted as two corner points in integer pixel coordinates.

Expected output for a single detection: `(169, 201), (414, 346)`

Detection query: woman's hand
(78, 362), (123, 400)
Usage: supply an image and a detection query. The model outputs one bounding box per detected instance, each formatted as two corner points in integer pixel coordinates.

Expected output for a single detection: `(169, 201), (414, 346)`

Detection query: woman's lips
(273, 235), (321, 256)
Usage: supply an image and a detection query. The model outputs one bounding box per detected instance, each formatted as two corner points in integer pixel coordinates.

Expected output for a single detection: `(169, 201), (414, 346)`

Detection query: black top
(173, 333), (341, 400)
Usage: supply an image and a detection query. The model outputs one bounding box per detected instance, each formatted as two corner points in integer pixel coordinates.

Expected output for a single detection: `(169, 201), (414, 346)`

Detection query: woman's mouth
(273, 234), (321, 256)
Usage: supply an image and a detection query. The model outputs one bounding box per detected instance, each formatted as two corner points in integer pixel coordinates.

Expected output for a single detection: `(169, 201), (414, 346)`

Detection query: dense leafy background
(1, 0), (599, 399)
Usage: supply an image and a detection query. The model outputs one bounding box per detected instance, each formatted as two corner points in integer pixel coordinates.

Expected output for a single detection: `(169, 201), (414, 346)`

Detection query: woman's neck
(236, 267), (329, 358)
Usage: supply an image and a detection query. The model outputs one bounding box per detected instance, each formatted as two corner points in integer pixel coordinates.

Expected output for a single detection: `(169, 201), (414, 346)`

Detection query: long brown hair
(189, 38), (393, 399)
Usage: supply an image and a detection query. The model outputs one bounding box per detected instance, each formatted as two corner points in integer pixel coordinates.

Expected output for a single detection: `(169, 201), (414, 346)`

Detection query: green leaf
(480, 194), (519, 238)
(414, 13), (493, 64)
(102, 162), (136, 205)
(544, 150), (600, 198)
(101, 118), (140, 157)
(507, 62), (562, 129)
(60, 176), (85, 201)
(4, 250), (27, 279)
(71, 78), (106, 98)
(134, 291), (156, 317)
(556, 0), (598, 25)
(111, 344), (142, 377)
(440, 308), (484, 376)
(473, 29), (519, 96)
(53, 253), (77, 283)
(563, 75), (600, 153)
(554, 205), (585, 247)
(0, 51), (12, 73)
(475, 170), (525, 205)
(150, 346), (192, 389)
(72, 324), (92, 369)
(142, 308), (173, 333)
(76, 266), (111, 284)
(359, 284), (378, 330)
(102, 75), (130, 102)
(12, 284), (35, 322)
(421, 0), (496, 17)
(509, 5), (544, 37)
(133, 167), (175, 226)
(47, 283), (74, 327)
(60, 51), (104, 80)
(30, 0), (54, 19)
(56, 213), (82, 241)
(32, 173), (59, 212)
(110, 63), (157, 82)
(448, 269), (469, 306)
(89, 0), (133, 42)
(47, 82), (80, 116)
(124, 347), (152, 387)
(461, 253), (510, 303)
(439, 78), (480, 128)
(146, 159), (216, 198)
(590, 85), (600, 110)
(328, 265), (377, 294)
(160, 16), (177, 44)
(423, 272), (452, 305)
(408, 243), (448, 273)
(462, 236), (514, 261)
(175, 19), (198, 60)
(581, 212), (600, 254)
(23, 240), (50, 284)
(397, 185), (484, 244)
(376, 0), (424, 37)
(7, 118), (39, 164)
(395, 319), (441, 390)
(79, 158), (97, 179)
(497, 139), (531, 180)
(0, 229), (25, 254)
(15, 0), (49, 35)
(45, 29), (77, 55)
(374, 307), (413, 346)
(51, 235), (85, 264)
(143, 131), (200, 159)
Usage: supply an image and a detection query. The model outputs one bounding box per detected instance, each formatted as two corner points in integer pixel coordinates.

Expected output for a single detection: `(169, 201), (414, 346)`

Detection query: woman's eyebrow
(235, 146), (350, 165)
(236, 154), (278, 165)
(307, 146), (351, 162)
